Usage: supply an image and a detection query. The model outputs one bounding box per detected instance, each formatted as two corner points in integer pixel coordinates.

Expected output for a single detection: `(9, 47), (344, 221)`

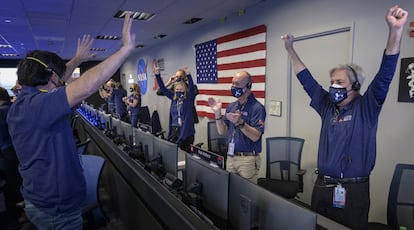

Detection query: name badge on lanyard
(333, 184), (346, 208)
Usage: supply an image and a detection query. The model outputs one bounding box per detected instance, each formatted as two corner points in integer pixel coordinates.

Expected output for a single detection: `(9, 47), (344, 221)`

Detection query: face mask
(129, 88), (134, 92)
(231, 86), (245, 98)
(175, 91), (185, 99)
(175, 78), (183, 82)
(329, 84), (347, 104)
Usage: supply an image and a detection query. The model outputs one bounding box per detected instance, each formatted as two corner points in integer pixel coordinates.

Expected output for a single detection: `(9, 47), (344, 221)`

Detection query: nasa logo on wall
(137, 58), (148, 95)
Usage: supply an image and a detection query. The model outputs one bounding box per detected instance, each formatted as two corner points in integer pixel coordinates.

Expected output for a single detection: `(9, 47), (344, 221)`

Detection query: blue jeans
(24, 200), (82, 230)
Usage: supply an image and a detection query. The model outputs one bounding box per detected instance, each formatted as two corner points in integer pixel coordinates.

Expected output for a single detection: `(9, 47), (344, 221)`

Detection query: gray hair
(329, 63), (365, 87)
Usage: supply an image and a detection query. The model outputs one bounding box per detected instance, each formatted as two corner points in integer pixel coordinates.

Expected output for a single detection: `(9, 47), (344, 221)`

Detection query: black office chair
(258, 137), (306, 199)
(368, 163), (414, 230)
(207, 121), (228, 158)
(71, 114), (81, 143)
(150, 110), (165, 139)
(139, 106), (151, 124)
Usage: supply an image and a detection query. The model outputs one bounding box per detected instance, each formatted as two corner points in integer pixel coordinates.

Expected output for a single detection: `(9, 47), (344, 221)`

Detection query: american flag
(194, 25), (266, 119)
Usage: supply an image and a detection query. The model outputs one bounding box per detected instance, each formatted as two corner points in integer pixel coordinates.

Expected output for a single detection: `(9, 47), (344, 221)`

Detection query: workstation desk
(75, 110), (349, 230)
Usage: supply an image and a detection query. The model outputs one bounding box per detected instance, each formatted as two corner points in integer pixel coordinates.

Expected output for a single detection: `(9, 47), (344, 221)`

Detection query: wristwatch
(237, 120), (245, 128)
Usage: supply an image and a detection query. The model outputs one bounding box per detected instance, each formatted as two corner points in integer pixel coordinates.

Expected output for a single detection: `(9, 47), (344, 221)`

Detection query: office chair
(76, 138), (91, 155)
(150, 110), (166, 139)
(71, 114), (81, 143)
(368, 163), (414, 230)
(139, 106), (151, 124)
(207, 121), (228, 158)
(80, 154), (107, 229)
(257, 137), (306, 199)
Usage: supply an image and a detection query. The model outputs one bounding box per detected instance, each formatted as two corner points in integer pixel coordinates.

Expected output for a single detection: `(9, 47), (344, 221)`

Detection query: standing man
(113, 81), (127, 121)
(282, 5), (408, 229)
(7, 13), (136, 229)
(208, 71), (266, 184)
(99, 79), (116, 114)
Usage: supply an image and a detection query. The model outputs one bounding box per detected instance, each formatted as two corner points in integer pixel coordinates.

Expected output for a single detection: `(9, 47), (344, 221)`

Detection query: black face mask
(129, 88), (134, 92)
(175, 91), (185, 99)
(231, 86), (245, 98)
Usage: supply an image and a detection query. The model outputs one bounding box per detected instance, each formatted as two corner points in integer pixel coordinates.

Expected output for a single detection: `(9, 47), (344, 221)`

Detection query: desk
(76, 116), (212, 230)
(317, 214), (350, 230)
(75, 110), (349, 230)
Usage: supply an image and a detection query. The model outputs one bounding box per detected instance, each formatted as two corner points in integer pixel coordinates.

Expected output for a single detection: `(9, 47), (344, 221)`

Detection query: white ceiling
(0, 0), (265, 60)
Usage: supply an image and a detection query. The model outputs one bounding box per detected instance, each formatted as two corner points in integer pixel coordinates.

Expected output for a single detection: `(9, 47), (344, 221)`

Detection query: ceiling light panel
(114, 10), (155, 21)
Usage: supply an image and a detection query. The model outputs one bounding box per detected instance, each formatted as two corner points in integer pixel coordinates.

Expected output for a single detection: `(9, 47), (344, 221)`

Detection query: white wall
(121, 0), (414, 223)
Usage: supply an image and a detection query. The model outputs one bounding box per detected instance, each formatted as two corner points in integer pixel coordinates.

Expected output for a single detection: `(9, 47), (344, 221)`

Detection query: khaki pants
(226, 155), (261, 184)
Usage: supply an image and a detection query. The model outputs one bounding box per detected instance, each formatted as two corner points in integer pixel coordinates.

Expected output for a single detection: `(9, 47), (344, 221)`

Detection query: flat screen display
(0, 67), (18, 96)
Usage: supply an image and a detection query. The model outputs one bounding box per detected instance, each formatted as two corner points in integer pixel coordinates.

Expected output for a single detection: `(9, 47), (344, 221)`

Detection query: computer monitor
(152, 137), (178, 178)
(184, 154), (229, 228)
(228, 173), (317, 230)
(134, 128), (154, 162)
(207, 121), (228, 157)
(96, 110), (111, 130)
(137, 122), (152, 134)
(190, 145), (225, 169)
(120, 120), (134, 145)
(110, 117), (122, 136)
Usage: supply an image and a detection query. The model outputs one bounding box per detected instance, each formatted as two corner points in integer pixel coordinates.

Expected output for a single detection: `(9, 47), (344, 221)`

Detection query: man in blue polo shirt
(6, 13), (136, 229)
(282, 5), (408, 229)
(208, 71), (266, 184)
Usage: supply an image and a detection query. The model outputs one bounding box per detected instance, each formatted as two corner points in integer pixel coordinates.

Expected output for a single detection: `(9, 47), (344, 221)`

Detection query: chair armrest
(297, 169), (306, 193)
(296, 169), (306, 176)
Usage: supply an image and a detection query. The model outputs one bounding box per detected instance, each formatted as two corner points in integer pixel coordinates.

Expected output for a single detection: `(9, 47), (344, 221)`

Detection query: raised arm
(281, 34), (307, 75)
(64, 35), (96, 83)
(153, 67), (174, 99)
(384, 5), (408, 55)
(65, 13), (136, 107)
(183, 67), (195, 95)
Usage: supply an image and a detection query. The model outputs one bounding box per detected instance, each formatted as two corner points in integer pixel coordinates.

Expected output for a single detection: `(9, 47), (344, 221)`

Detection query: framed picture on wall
(398, 57), (414, 102)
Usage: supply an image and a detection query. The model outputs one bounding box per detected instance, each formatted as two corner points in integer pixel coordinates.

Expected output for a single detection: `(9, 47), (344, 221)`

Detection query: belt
(318, 175), (369, 184)
(231, 152), (258, 157)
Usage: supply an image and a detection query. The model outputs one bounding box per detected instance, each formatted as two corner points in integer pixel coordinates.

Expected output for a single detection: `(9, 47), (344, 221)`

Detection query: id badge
(178, 117), (182, 127)
(332, 184), (346, 208)
(227, 142), (235, 156)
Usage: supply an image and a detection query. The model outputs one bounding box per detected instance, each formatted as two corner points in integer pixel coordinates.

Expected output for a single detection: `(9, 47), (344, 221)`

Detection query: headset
(347, 65), (361, 91)
(27, 56), (53, 74)
(245, 72), (253, 89)
(26, 56), (65, 85)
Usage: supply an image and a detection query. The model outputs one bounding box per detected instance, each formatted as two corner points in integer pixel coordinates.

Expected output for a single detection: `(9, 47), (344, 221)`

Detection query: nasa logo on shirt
(137, 58), (148, 95)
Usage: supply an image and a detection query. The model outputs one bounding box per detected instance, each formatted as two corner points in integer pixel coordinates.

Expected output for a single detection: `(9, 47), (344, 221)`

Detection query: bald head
(232, 71), (252, 89)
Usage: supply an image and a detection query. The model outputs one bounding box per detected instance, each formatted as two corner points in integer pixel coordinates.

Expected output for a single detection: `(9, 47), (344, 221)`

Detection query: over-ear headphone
(26, 57), (53, 74)
(246, 79), (252, 89)
(245, 72), (253, 89)
(348, 65), (361, 91)
(27, 56), (66, 86)
(24, 56), (54, 85)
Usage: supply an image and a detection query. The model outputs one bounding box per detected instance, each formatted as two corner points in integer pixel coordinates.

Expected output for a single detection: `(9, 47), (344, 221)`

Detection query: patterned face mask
(329, 84), (347, 104)
(231, 86), (245, 98)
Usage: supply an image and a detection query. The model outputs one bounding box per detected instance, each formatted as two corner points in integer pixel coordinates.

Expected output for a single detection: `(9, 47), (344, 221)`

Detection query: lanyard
(230, 102), (247, 143)
(176, 100), (183, 126)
